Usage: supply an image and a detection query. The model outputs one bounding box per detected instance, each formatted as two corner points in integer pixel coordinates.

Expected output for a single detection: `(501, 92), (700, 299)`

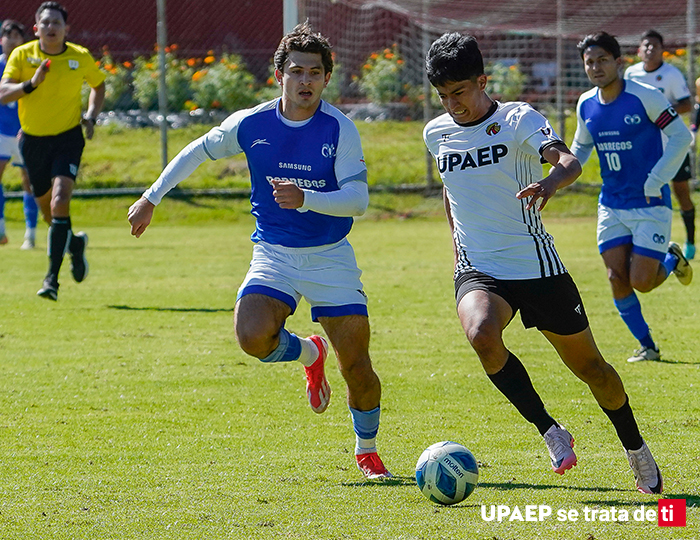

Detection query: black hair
(1, 19), (26, 37)
(426, 32), (484, 87)
(274, 20), (333, 74)
(641, 29), (664, 46)
(36, 2), (68, 24)
(577, 32), (621, 59)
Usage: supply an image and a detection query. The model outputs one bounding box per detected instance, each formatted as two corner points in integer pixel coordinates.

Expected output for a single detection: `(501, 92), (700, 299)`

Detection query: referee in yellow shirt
(0, 1), (105, 300)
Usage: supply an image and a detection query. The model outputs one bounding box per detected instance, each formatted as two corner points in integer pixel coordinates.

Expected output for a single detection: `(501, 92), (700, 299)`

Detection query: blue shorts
(597, 204), (672, 261)
(237, 238), (368, 321)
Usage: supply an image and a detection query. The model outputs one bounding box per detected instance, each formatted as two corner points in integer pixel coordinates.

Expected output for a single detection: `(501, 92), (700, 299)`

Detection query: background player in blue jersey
(127, 22), (391, 479)
(572, 32), (692, 363)
(0, 20), (39, 249)
(424, 32), (662, 495)
(625, 30), (695, 260)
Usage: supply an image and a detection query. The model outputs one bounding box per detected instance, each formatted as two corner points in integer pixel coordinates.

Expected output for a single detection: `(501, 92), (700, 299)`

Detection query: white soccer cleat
(626, 441), (663, 494)
(543, 424), (577, 474)
(627, 346), (661, 363)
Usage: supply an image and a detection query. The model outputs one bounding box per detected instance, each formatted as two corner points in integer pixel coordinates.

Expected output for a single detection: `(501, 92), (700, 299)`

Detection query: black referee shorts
(672, 154), (692, 183)
(19, 124), (85, 198)
(455, 269), (589, 336)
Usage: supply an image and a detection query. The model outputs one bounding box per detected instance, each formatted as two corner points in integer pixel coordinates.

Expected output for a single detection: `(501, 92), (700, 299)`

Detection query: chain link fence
(1, 0), (698, 189)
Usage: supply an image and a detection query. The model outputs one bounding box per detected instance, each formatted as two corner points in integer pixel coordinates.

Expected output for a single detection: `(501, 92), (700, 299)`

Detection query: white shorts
(237, 238), (368, 321)
(0, 133), (24, 167)
(597, 203), (672, 261)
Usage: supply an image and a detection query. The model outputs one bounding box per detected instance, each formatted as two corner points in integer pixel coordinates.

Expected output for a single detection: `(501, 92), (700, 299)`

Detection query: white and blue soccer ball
(415, 441), (479, 505)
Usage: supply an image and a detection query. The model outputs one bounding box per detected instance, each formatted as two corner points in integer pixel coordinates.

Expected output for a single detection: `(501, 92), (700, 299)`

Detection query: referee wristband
(22, 80), (36, 94)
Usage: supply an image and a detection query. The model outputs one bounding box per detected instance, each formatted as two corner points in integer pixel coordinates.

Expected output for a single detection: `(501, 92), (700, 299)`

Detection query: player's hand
(271, 179), (304, 209)
(81, 117), (95, 140)
(127, 197), (155, 238)
(31, 59), (50, 87)
(516, 179), (557, 211)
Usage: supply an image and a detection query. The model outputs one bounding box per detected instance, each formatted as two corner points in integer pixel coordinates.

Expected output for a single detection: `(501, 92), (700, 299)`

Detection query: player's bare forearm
(516, 144), (581, 211)
(127, 197), (155, 238)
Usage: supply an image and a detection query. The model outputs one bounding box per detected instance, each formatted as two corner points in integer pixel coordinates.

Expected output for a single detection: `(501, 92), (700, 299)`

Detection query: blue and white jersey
(572, 80), (687, 210)
(0, 54), (21, 137)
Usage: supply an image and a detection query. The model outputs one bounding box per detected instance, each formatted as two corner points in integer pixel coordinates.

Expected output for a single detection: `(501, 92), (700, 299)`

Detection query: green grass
(0, 195), (698, 539)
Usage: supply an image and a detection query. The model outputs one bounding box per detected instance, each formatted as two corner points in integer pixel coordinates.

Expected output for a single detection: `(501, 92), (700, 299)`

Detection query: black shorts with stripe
(19, 125), (85, 198)
(455, 268), (589, 336)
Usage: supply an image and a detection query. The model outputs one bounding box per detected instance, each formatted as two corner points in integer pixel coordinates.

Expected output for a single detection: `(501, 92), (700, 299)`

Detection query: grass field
(0, 195), (698, 539)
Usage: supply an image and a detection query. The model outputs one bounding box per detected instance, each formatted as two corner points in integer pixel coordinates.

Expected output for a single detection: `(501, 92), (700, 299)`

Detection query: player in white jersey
(424, 32), (662, 494)
(625, 30), (695, 260)
(572, 32), (692, 365)
(128, 23), (391, 480)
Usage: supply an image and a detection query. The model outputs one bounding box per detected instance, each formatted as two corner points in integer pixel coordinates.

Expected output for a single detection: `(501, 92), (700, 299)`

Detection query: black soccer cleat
(37, 275), (59, 301)
(70, 231), (89, 283)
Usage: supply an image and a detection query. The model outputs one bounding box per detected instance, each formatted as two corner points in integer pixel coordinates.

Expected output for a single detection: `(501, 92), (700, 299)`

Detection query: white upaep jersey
(424, 101), (566, 280)
(624, 62), (691, 105)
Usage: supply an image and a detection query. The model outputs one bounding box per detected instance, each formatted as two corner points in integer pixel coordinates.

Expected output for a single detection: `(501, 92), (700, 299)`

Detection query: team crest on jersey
(68, 60), (79, 70)
(27, 56), (42, 66)
(485, 122), (500, 136)
(321, 143), (336, 158)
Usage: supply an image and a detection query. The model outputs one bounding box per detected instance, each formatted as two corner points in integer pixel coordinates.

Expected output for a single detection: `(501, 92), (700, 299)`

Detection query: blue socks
(23, 192), (38, 229)
(614, 293), (655, 349)
(259, 328), (302, 363)
(350, 406), (380, 454)
(661, 250), (678, 278)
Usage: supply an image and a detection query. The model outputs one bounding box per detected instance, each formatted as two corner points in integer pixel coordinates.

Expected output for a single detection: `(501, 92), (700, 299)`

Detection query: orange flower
(104, 64), (114, 71)
(207, 50), (215, 55)
(109, 68), (117, 75)
(204, 56), (215, 64)
(385, 53), (395, 59)
(146, 62), (154, 69)
(165, 46), (171, 53)
(363, 64), (372, 70)
(212, 100), (221, 108)
(676, 48), (686, 56)
(95, 60), (100, 66)
(662, 51), (670, 58)
(370, 53), (379, 60)
(397, 59), (404, 65)
(170, 43), (179, 51)
(192, 70), (205, 82)
(267, 76), (274, 85)
(123, 61), (133, 69)
(186, 58), (196, 67)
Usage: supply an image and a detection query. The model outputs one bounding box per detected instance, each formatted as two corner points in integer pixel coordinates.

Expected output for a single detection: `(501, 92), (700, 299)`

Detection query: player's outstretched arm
(516, 143), (582, 211)
(128, 197), (155, 238)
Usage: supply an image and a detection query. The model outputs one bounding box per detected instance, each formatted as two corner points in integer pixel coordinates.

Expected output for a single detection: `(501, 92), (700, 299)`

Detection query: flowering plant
(357, 45), (406, 104)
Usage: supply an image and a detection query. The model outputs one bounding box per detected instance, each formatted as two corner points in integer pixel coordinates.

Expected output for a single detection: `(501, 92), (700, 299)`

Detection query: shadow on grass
(649, 358), (699, 365)
(478, 482), (627, 494)
(108, 304), (233, 313)
(342, 475), (416, 487)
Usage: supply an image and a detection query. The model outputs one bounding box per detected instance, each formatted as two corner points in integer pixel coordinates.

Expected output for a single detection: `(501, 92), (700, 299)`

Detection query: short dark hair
(425, 33), (484, 88)
(274, 20), (333, 74)
(1, 19), (26, 37)
(577, 32), (621, 59)
(641, 29), (664, 46)
(36, 2), (68, 24)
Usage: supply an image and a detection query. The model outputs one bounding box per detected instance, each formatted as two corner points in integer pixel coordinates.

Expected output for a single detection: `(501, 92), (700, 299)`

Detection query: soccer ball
(415, 441), (479, 505)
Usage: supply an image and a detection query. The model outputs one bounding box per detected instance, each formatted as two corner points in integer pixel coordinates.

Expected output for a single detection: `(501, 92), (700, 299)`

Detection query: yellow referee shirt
(2, 40), (105, 136)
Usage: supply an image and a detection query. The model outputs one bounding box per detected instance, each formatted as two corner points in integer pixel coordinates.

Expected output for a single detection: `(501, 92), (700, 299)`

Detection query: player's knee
(339, 354), (375, 385)
(236, 324), (276, 360)
(574, 357), (611, 386)
(465, 322), (502, 360)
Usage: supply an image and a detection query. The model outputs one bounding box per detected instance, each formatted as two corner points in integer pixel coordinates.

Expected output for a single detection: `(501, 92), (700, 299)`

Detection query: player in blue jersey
(572, 32), (692, 364)
(625, 30), (695, 260)
(0, 20), (39, 249)
(424, 32), (663, 495)
(127, 22), (391, 479)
